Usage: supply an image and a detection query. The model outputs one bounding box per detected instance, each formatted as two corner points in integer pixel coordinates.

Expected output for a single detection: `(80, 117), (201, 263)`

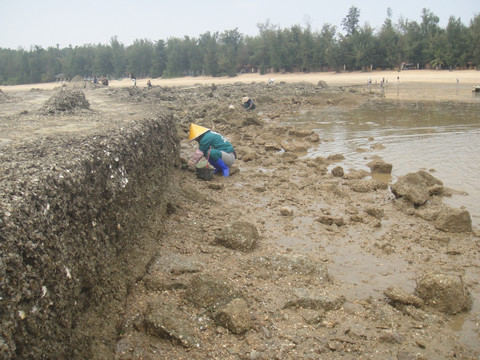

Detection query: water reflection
(286, 101), (480, 228)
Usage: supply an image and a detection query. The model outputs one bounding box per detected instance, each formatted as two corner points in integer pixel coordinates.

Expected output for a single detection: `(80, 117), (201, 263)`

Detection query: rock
(283, 289), (345, 311)
(331, 166), (344, 177)
(288, 129), (314, 138)
(185, 273), (241, 309)
(435, 207), (472, 233)
(344, 169), (370, 180)
(143, 303), (197, 348)
(316, 215), (344, 226)
(383, 286), (424, 308)
(327, 154), (345, 163)
(214, 221), (259, 252)
(415, 272), (473, 314)
(281, 152), (298, 163)
(365, 206), (385, 220)
(391, 171), (443, 205)
(348, 179), (387, 193)
(213, 298), (251, 334)
(280, 206), (294, 216)
(367, 159), (392, 174)
(370, 142), (385, 150)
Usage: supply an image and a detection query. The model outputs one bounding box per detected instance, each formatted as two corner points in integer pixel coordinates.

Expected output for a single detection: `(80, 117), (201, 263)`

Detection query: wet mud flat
(1, 81), (480, 359)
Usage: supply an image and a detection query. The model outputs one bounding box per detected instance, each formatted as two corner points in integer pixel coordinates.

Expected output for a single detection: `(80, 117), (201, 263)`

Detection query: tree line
(1, 7), (479, 85)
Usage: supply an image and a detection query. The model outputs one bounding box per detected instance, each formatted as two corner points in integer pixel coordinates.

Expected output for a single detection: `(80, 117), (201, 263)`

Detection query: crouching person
(188, 123), (236, 177)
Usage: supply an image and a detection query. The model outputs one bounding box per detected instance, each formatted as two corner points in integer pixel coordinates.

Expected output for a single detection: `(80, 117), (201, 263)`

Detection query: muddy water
(279, 98), (480, 351)
(292, 100), (480, 229)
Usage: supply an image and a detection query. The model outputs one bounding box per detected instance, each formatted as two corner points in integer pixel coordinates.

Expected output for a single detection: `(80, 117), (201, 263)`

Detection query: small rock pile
(39, 89), (91, 114)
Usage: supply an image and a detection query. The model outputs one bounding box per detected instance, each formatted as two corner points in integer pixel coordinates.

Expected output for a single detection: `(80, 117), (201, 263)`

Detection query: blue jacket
(199, 131), (234, 161)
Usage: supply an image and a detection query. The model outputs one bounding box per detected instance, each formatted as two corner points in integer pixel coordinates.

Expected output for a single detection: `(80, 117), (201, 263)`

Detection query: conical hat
(242, 96), (249, 103)
(188, 123), (210, 141)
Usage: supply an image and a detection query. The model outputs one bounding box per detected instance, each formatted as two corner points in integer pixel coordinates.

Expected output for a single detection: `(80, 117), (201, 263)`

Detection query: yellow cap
(188, 123), (210, 142)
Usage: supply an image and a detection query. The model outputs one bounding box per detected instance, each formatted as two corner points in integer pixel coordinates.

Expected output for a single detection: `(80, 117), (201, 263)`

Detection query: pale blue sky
(0, 0), (478, 49)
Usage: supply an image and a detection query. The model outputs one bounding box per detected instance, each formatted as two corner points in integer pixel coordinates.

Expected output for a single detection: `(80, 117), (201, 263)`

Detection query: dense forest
(1, 7), (479, 85)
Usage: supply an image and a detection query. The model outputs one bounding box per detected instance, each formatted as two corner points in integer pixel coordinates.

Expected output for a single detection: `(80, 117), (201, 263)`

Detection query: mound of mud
(0, 111), (179, 359)
(39, 89), (91, 114)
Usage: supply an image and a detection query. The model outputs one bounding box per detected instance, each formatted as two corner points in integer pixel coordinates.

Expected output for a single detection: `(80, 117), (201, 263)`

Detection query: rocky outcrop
(0, 110), (178, 359)
(415, 272), (473, 314)
(391, 170), (443, 205)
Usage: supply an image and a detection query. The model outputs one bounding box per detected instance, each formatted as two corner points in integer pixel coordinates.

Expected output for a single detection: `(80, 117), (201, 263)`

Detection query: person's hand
(188, 160), (195, 167)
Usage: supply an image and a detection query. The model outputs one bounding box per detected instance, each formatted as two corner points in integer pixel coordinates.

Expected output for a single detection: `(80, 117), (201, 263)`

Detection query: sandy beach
(3, 69), (479, 92)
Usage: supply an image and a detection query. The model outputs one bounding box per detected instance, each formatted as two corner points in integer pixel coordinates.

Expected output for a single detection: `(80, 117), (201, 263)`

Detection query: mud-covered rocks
(213, 298), (251, 334)
(143, 302), (198, 348)
(214, 221), (259, 252)
(367, 159), (392, 174)
(435, 207), (472, 233)
(316, 214), (345, 226)
(384, 286), (425, 308)
(185, 273), (243, 309)
(391, 170), (443, 205)
(415, 272), (473, 314)
(39, 89), (91, 114)
(331, 165), (344, 177)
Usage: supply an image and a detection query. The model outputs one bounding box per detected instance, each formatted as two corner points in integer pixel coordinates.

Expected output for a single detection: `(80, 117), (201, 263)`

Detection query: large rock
(213, 298), (251, 334)
(214, 221), (259, 252)
(367, 159), (392, 174)
(391, 170), (443, 205)
(415, 273), (473, 314)
(185, 273), (241, 309)
(435, 207), (472, 233)
(143, 303), (197, 348)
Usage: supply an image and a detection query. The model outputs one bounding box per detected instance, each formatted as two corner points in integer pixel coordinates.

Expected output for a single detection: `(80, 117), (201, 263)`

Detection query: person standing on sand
(188, 124), (236, 177)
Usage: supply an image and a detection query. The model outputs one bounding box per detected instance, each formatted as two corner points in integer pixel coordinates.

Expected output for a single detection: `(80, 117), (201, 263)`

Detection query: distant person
(147, 79), (152, 88)
(131, 74), (136, 86)
(242, 96), (255, 111)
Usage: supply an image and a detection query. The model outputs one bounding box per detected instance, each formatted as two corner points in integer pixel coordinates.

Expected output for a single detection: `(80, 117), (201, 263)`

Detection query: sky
(0, 0), (478, 50)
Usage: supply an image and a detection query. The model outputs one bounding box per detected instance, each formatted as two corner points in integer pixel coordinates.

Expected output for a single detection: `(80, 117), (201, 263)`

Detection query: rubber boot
(208, 158), (230, 177)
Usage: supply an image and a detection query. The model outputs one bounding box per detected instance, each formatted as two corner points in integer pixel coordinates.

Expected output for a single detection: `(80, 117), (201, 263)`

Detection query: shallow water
(277, 98), (480, 352)
(288, 100), (480, 229)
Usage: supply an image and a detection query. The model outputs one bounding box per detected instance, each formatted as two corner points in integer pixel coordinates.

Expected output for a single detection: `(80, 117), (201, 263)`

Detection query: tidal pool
(288, 100), (480, 228)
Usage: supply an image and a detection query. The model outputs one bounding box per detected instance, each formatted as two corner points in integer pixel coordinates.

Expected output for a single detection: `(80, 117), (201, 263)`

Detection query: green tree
(377, 10), (400, 69)
(151, 39), (167, 78)
(110, 36), (127, 78)
(467, 13), (480, 67)
(218, 28), (243, 76)
(126, 39), (153, 77)
(342, 6), (361, 36)
(444, 17), (468, 68)
(94, 44), (113, 76)
(164, 37), (189, 78)
(199, 32), (219, 76)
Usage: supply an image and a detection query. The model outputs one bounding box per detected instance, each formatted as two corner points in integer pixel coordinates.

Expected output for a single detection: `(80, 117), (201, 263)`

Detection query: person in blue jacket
(188, 123), (236, 177)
